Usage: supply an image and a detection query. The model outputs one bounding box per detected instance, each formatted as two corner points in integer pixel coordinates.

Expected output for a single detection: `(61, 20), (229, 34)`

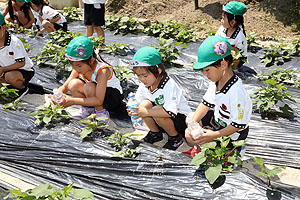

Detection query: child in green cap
(216, 1), (247, 69)
(128, 47), (191, 151)
(0, 12), (35, 93)
(53, 36), (123, 124)
(186, 36), (252, 153)
(2, 0), (35, 29)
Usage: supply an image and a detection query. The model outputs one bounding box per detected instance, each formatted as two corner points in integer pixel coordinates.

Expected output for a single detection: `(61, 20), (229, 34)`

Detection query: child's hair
(211, 54), (233, 68)
(8, 0), (32, 22)
(135, 63), (167, 79)
(223, 11), (246, 37)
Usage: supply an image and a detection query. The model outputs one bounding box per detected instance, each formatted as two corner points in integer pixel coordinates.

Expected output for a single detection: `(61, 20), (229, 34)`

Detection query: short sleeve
(229, 90), (251, 129)
(135, 83), (146, 104)
(13, 39), (27, 62)
(43, 6), (60, 20)
(235, 34), (248, 57)
(215, 26), (225, 37)
(202, 82), (216, 108)
(162, 83), (180, 118)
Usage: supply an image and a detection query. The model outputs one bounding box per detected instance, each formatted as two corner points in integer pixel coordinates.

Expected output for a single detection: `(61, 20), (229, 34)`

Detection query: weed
(4, 183), (94, 200)
(61, 7), (82, 22)
(78, 114), (108, 139)
(253, 157), (285, 188)
(144, 20), (196, 43)
(105, 15), (145, 35)
(259, 45), (292, 67)
(151, 38), (188, 65)
(30, 104), (71, 127)
(190, 137), (245, 184)
(251, 79), (296, 118)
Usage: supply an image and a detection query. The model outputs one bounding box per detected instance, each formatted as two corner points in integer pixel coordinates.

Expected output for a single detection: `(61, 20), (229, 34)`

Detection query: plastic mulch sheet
(0, 21), (300, 199)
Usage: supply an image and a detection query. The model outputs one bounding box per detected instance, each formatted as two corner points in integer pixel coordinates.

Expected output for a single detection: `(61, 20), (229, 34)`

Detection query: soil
(106, 0), (300, 41)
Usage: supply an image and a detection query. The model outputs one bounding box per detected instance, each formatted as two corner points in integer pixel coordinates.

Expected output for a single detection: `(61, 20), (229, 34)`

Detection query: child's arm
(0, 61), (25, 77)
(58, 70), (79, 94)
(1, 5), (9, 17)
(18, 9), (35, 29)
(62, 67), (111, 108)
(192, 103), (209, 124)
(132, 105), (171, 118)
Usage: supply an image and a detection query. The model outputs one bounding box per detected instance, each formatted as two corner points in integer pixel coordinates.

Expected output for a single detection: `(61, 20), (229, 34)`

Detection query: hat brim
(193, 60), (216, 70)
(66, 55), (85, 62)
(129, 60), (151, 67)
(222, 5), (229, 13)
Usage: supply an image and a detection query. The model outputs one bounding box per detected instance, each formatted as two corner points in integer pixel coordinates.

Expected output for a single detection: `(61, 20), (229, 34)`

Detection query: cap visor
(129, 60), (151, 67)
(66, 55), (85, 62)
(222, 5), (229, 13)
(193, 60), (216, 70)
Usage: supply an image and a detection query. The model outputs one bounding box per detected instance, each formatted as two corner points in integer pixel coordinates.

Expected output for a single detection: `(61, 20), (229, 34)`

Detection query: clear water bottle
(127, 92), (143, 129)
(188, 121), (203, 140)
(53, 88), (65, 103)
(14, 20), (19, 29)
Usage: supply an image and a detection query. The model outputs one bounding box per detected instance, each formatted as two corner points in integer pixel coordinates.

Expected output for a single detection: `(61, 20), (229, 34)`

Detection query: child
(54, 36), (123, 124)
(186, 36), (252, 151)
(30, 0), (67, 36)
(82, 0), (106, 42)
(2, 0), (35, 29)
(128, 47), (192, 150)
(0, 12), (35, 92)
(215, 1), (247, 69)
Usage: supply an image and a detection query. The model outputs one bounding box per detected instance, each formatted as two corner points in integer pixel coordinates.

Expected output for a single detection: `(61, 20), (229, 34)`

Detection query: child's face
(70, 60), (93, 75)
(221, 13), (231, 28)
(202, 65), (224, 82)
(15, 0), (25, 7)
(134, 67), (158, 88)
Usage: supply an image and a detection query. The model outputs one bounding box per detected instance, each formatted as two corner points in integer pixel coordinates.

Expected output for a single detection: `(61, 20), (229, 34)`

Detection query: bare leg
(4, 71), (25, 89)
(139, 100), (160, 132)
(86, 25), (94, 37)
(154, 116), (178, 137)
(83, 82), (104, 111)
(94, 26), (105, 43)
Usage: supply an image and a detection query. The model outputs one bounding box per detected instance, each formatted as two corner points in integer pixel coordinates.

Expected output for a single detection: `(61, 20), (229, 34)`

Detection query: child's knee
(83, 82), (96, 96)
(68, 79), (83, 92)
(139, 100), (153, 108)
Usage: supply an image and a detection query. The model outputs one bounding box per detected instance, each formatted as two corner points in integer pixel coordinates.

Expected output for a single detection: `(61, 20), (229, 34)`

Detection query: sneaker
(72, 106), (95, 120)
(16, 85), (29, 100)
(163, 134), (184, 150)
(182, 146), (201, 157)
(143, 131), (163, 144)
(95, 109), (109, 125)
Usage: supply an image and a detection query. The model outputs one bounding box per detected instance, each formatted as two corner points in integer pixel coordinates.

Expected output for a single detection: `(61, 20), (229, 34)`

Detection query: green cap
(66, 36), (94, 61)
(193, 36), (232, 70)
(0, 13), (4, 26)
(16, 0), (33, 2)
(130, 46), (162, 67)
(223, 1), (247, 16)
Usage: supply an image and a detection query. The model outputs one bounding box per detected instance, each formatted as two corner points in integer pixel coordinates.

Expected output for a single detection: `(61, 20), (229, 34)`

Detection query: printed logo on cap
(213, 41), (228, 56)
(76, 47), (86, 57)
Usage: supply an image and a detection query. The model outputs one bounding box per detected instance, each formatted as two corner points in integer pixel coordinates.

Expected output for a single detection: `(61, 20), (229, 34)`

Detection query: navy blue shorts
(84, 3), (105, 27)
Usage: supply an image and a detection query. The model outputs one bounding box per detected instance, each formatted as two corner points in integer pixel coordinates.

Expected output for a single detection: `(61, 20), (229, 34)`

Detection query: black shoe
(163, 134), (184, 150)
(143, 131), (163, 144)
(17, 85), (29, 99)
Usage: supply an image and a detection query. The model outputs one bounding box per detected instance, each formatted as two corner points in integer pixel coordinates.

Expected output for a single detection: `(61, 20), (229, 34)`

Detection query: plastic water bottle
(13, 20), (19, 29)
(188, 121), (203, 139)
(53, 88), (65, 103)
(31, 23), (38, 32)
(127, 92), (143, 129)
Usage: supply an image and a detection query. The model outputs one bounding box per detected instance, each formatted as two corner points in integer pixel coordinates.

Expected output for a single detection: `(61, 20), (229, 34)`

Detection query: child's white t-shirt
(40, 6), (66, 25)
(83, 0), (106, 4)
(202, 74), (252, 140)
(216, 25), (248, 57)
(135, 74), (191, 118)
(0, 32), (34, 71)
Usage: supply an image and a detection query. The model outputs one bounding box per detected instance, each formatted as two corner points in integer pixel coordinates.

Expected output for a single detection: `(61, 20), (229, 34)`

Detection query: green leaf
(232, 140), (246, 147)
(31, 183), (54, 197)
(201, 142), (216, 149)
(43, 115), (52, 124)
(80, 128), (93, 139)
(190, 150), (206, 165)
(267, 166), (286, 179)
(253, 156), (263, 165)
(70, 188), (94, 199)
(227, 156), (236, 164)
(205, 164), (222, 184)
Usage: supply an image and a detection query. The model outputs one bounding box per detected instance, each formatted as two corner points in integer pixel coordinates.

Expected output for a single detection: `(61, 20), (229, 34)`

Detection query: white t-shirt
(0, 32), (33, 71)
(202, 74), (252, 139)
(40, 6), (66, 25)
(135, 74), (191, 118)
(83, 0), (106, 4)
(216, 25), (248, 57)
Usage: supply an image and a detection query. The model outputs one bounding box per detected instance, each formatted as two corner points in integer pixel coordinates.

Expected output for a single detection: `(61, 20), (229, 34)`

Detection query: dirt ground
(106, 0), (300, 41)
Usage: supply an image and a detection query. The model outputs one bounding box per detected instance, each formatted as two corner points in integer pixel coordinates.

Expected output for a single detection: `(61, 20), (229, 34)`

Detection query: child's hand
(60, 96), (73, 108)
(193, 129), (216, 145)
(131, 106), (148, 118)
